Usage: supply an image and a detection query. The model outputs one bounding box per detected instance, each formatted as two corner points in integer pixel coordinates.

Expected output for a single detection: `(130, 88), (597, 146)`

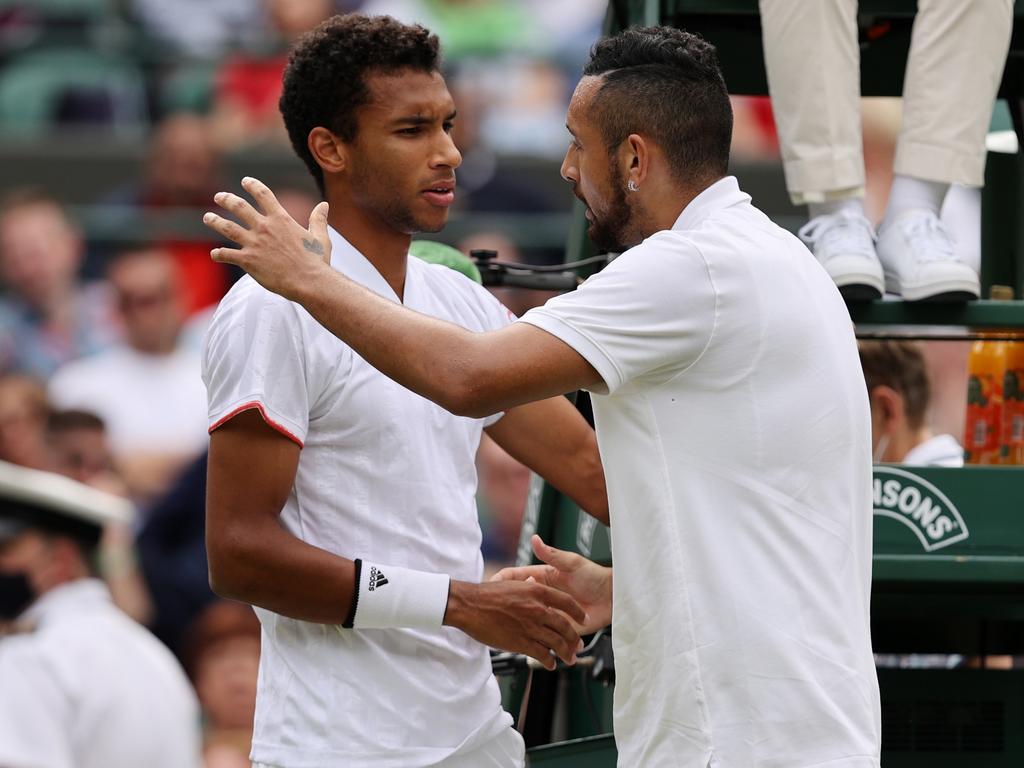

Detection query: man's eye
(443, 121), (454, 133)
(399, 127), (422, 135)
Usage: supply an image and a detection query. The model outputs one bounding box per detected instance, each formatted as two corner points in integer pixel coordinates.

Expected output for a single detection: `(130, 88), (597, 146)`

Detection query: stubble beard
(378, 197), (444, 235)
(587, 157), (634, 253)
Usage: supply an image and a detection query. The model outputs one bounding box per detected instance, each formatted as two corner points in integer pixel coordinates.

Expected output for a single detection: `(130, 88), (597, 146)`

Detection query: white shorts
(252, 726), (526, 768)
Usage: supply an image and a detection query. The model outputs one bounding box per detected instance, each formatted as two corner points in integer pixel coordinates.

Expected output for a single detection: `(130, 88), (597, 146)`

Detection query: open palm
(491, 535), (612, 634)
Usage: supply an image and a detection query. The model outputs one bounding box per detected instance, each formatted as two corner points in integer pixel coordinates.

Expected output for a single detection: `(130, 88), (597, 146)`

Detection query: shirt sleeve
(201, 284), (311, 446)
(518, 233), (717, 395)
(0, 641), (75, 768)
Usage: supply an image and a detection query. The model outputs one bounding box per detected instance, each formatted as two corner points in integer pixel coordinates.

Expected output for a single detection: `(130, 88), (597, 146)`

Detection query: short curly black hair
(279, 14), (442, 196)
(583, 26), (732, 186)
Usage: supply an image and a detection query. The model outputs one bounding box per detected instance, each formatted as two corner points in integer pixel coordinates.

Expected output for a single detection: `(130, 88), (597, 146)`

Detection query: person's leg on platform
(877, 0), (1013, 300)
(760, 0), (884, 299)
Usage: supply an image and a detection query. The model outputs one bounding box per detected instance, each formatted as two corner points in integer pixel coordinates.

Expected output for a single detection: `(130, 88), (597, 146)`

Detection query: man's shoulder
(413, 257), (486, 297)
(210, 275), (303, 331)
(0, 626), (57, 675)
(410, 258), (510, 319)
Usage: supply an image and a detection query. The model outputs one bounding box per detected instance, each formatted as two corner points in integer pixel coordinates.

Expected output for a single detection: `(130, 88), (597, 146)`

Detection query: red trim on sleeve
(208, 401), (304, 447)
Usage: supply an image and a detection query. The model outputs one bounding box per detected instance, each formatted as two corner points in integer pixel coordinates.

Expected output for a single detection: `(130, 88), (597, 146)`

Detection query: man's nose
(433, 130), (462, 169)
(560, 145), (578, 184)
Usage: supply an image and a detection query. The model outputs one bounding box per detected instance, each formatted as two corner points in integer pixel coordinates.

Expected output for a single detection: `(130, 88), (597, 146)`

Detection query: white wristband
(343, 559), (451, 630)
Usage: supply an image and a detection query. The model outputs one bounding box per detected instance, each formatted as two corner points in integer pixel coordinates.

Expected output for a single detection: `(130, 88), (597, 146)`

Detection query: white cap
(0, 460), (133, 544)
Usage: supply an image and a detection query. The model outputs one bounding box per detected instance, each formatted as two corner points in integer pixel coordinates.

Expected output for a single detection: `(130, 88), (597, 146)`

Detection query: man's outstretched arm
(203, 178), (603, 417)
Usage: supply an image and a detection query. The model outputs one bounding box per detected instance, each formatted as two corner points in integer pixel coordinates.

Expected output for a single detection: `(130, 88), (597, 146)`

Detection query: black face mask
(0, 572), (35, 621)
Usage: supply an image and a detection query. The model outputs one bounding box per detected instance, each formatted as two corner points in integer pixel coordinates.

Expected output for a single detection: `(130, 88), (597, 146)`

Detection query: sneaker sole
(910, 289), (979, 303)
(838, 283), (883, 301)
(887, 276), (980, 303)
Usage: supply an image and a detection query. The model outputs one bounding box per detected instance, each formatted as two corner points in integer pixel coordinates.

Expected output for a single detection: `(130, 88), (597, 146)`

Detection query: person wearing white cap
(0, 460), (202, 768)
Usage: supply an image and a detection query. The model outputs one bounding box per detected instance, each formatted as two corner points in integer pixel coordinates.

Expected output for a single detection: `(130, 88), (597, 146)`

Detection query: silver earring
(627, 180), (639, 192)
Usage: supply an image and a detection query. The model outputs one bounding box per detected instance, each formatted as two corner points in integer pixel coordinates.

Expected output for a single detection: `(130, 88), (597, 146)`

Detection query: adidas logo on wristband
(369, 566), (389, 591)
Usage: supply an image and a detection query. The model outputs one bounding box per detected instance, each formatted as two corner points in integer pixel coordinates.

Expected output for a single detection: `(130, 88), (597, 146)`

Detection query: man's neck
(888, 427), (933, 463)
(327, 205), (413, 301)
(642, 176), (717, 238)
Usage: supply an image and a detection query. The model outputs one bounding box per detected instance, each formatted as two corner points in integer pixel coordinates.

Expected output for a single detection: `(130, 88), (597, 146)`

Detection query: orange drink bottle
(964, 340), (1007, 465)
(1002, 341), (1024, 465)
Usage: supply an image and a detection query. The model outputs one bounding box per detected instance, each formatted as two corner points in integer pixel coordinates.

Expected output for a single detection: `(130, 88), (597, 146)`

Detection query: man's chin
(409, 214), (449, 235)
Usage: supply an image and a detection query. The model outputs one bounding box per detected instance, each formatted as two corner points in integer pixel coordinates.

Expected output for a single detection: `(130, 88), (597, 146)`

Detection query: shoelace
(798, 212), (876, 260)
(896, 211), (957, 263)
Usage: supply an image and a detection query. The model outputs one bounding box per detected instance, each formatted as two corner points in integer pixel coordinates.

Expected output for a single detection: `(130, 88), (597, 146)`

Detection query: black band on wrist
(342, 558), (362, 628)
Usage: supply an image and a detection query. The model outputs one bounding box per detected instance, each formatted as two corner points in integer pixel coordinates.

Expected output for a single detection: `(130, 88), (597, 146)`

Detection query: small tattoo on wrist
(302, 237), (325, 256)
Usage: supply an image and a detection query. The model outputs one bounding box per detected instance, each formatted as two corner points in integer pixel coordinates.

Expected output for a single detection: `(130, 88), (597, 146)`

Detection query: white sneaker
(876, 209), (980, 302)
(798, 211), (885, 300)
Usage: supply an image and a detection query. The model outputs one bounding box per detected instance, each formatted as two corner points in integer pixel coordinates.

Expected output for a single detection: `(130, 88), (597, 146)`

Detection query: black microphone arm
(470, 250), (611, 292)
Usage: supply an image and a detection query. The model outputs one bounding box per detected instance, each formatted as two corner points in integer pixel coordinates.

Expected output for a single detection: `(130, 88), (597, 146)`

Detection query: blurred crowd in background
(0, 1), (974, 764)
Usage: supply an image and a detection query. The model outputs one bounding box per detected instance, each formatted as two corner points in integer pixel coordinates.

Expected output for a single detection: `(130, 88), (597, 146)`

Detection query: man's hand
(203, 176), (332, 303)
(491, 535), (612, 635)
(444, 578), (588, 671)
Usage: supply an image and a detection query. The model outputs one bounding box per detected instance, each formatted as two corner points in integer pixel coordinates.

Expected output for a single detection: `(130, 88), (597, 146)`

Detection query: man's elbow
(207, 537), (252, 601)
(439, 378), (499, 419)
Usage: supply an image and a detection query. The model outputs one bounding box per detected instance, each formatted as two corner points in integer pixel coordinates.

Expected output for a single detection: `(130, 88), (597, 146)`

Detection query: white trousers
(251, 725), (525, 768)
(759, 0), (1014, 202)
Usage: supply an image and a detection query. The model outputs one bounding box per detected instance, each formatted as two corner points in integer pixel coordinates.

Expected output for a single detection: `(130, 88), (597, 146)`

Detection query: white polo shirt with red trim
(201, 227), (515, 768)
(520, 176), (881, 768)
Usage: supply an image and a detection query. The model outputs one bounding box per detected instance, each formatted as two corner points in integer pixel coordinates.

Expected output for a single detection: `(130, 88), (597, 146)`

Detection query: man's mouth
(422, 180), (456, 207)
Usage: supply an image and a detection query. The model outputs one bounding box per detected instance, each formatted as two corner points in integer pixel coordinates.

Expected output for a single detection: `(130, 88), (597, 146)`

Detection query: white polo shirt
(521, 177), (882, 768)
(0, 580), (201, 768)
(202, 228), (515, 768)
(48, 344), (209, 458)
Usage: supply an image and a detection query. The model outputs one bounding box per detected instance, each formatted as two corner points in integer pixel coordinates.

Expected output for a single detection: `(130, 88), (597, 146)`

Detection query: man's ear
(624, 133), (650, 189)
(870, 385), (904, 430)
(308, 127), (347, 176)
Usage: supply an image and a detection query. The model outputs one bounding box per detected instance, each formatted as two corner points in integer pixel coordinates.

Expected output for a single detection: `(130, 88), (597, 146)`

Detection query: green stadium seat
(0, 47), (146, 135)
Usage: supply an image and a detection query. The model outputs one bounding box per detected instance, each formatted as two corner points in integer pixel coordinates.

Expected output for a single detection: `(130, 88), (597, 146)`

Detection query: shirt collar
(671, 175), (751, 232)
(327, 226), (403, 304)
(21, 578), (112, 626)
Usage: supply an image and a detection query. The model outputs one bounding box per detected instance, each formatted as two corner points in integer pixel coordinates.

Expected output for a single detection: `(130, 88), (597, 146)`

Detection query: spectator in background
(130, 0), (266, 59)
(48, 247), (208, 503)
(135, 451), (216, 654)
(182, 600), (261, 767)
(103, 113), (231, 315)
(759, 0), (1013, 302)
(0, 374), (50, 470)
(209, 0), (333, 151)
(0, 460), (202, 768)
(46, 410), (122, 491)
(0, 190), (119, 378)
(361, 0), (535, 58)
(44, 408), (154, 624)
(859, 339), (964, 466)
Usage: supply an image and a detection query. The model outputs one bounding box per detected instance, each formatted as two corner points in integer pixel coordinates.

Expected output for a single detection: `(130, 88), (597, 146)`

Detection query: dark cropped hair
(858, 340), (931, 430)
(279, 14), (442, 196)
(583, 26), (732, 186)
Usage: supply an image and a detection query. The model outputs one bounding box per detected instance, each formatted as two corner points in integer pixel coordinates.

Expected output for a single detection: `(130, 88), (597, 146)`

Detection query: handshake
(445, 535), (613, 671)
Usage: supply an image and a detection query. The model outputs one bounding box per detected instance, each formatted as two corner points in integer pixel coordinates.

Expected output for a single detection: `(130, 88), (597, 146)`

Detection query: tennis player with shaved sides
(201, 15), (606, 768)
(207, 24), (882, 768)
